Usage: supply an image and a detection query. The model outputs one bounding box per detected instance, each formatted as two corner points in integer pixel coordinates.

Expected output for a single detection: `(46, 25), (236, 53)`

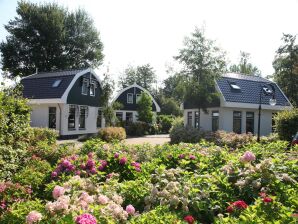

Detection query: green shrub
(81, 138), (107, 155)
(28, 127), (58, 146)
(274, 109), (298, 141)
(126, 121), (148, 136)
(157, 115), (175, 133)
(170, 125), (206, 144)
(13, 158), (52, 194)
(98, 127), (126, 142)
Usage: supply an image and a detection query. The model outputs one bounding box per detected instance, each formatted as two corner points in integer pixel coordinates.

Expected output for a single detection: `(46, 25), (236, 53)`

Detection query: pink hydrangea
(26, 211), (42, 224)
(189, 155), (196, 160)
(52, 186), (65, 199)
(240, 151), (256, 163)
(119, 157), (127, 165)
(125, 204), (135, 215)
(114, 153), (119, 158)
(98, 195), (109, 205)
(75, 213), (97, 224)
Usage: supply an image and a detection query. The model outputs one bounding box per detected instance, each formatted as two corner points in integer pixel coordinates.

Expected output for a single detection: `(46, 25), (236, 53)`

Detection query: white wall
(184, 107), (276, 136)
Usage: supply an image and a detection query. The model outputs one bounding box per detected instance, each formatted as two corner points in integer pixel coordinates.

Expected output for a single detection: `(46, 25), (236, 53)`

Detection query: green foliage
(137, 92), (153, 124)
(273, 34), (298, 106)
(157, 96), (182, 116)
(98, 127), (126, 142)
(169, 125), (205, 144)
(162, 72), (187, 103)
(274, 109), (298, 141)
(156, 115), (175, 133)
(0, 1), (103, 78)
(13, 158), (52, 194)
(0, 199), (44, 224)
(229, 51), (261, 76)
(81, 138), (107, 155)
(118, 64), (157, 93)
(28, 127), (58, 146)
(126, 121), (148, 136)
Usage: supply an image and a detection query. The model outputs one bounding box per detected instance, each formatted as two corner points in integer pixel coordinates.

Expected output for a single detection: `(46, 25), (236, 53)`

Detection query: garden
(1, 89), (298, 224)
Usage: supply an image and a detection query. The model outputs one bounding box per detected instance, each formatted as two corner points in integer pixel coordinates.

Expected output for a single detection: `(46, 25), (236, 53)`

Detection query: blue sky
(1, 0), (298, 85)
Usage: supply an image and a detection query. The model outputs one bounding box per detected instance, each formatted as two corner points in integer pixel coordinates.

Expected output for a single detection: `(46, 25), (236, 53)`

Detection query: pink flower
(75, 170), (81, 176)
(178, 154), (185, 159)
(119, 157), (127, 165)
(75, 213), (97, 224)
(51, 171), (58, 178)
(62, 159), (71, 168)
(90, 167), (97, 174)
(189, 155), (196, 160)
(183, 215), (195, 224)
(226, 200), (248, 213)
(135, 167), (141, 172)
(114, 153), (119, 159)
(98, 165), (105, 171)
(52, 186), (65, 199)
(26, 211), (42, 224)
(226, 205), (234, 213)
(126, 204), (135, 215)
(263, 197), (273, 203)
(86, 159), (95, 168)
(240, 151), (256, 163)
(98, 195), (109, 205)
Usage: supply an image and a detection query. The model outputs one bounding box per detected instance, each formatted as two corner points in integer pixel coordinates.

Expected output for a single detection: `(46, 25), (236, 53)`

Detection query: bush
(28, 127), (58, 146)
(98, 127), (126, 142)
(126, 121), (148, 136)
(13, 158), (52, 194)
(157, 115), (175, 133)
(274, 109), (298, 141)
(81, 138), (107, 155)
(170, 125), (206, 144)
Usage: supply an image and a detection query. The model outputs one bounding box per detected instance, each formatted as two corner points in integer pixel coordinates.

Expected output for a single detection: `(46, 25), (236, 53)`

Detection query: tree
(273, 34), (298, 107)
(137, 92), (153, 123)
(162, 73), (187, 103)
(0, 1), (103, 78)
(229, 51), (261, 76)
(175, 27), (227, 126)
(118, 64), (156, 93)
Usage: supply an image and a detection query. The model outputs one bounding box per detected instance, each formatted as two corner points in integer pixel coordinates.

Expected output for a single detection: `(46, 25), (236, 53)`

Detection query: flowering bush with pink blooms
(1, 136), (297, 223)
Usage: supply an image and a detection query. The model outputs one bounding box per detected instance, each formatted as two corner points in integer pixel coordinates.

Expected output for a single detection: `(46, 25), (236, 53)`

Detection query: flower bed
(0, 138), (297, 223)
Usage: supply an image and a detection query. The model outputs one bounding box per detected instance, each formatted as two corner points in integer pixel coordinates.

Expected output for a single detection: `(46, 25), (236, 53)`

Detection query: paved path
(124, 134), (170, 146)
(57, 134), (170, 147)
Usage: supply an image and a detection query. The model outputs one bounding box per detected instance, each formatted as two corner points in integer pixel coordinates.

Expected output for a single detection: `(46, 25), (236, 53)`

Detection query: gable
(66, 72), (103, 107)
(114, 85), (159, 111)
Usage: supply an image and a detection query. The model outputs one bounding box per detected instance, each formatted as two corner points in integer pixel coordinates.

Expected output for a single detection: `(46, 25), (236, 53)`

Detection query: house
(112, 83), (161, 123)
(182, 73), (292, 136)
(21, 68), (105, 138)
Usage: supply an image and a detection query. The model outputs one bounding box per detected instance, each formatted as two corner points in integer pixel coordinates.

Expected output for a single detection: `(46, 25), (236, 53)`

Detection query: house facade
(182, 73), (292, 136)
(112, 83), (160, 123)
(21, 68), (105, 137)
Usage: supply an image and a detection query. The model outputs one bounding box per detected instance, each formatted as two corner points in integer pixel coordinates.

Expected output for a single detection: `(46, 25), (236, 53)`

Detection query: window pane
(97, 110), (102, 128)
(68, 105), (76, 130)
(82, 80), (88, 95)
(187, 112), (192, 126)
(246, 112), (254, 134)
(127, 94), (133, 104)
(79, 106), (86, 129)
(126, 112), (133, 125)
(48, 107), (56, 129)
(194, 111), (199, 128)
(116, 112), (123, 121)
(233, 111), (242, 134)
(212, 111), (219, 132)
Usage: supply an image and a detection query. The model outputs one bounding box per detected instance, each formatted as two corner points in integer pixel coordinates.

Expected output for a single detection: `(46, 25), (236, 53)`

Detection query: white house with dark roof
(112, 83), (160, 124)
(182, 73), (292, 136)
(21, 68), (105, 137)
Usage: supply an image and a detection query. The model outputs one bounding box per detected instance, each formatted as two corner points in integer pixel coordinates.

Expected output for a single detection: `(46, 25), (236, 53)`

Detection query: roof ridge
(36, 68), (87, 74)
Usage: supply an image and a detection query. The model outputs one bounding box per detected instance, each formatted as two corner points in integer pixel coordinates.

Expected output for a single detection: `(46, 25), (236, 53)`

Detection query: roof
(21, 69), (86, 99)
(216, 73), (291, 106)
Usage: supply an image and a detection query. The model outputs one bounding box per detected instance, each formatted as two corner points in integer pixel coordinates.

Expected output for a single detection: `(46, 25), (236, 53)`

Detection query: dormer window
(127, 93), (133, 104)
(52, 80), (61, 87)
(230, 82), (241, 90)
(82, 79), (88, 95)
(262, 87), (272, 95)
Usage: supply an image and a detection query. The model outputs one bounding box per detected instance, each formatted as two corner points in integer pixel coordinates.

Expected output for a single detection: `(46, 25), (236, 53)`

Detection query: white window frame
(82, 79), (88, 95)
(127, 93), (133, 104)
(136, 94), (141, 103)
(90, 82), (95, 96)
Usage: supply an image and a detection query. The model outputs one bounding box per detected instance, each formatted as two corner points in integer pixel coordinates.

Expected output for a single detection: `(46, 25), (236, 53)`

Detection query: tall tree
(273, 34), (298, 107)
(137, 92), (153, 123)
(175, 27), (227, 117)
(229, 51), (261, 76)
(0, 1), (103, 78)
(162, 72), (187, 103)
(118, 64), (156, 92)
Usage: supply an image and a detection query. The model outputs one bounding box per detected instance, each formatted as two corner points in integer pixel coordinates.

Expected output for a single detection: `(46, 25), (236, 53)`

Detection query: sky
(0, 0), (298, 86)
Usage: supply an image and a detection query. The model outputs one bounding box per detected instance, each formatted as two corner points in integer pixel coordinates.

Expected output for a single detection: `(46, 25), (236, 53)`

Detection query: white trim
(28, 98), (64, 104)
(271, 81), (293, 108)
(89, 82), (95, 96)
(112, 83), (161, 112)
(222, 101), (292, 110)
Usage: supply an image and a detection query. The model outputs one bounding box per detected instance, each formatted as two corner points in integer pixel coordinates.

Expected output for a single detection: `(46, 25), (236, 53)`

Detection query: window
(127, 93), (133, 104)
(48, 107), (56, 129)
(126, 112), (133, 125)
(212, 111), (219, 132)
(187, 112), (192, 126)
(233, 111), (242, 134)
(52, 80), (61, 88)
(79, 106), (88, 129)
(116, 112), (123, 122)
(246, 112), (254, 134)
(229, 82), (241, 91)
(82, 79), (88, 95)
(136, 94), (141, 103)
(68, 105), (76, 130)
(194, 111), (200, 128)
(263, 87), (272, 95)
(97, 109), (102, 128)
(90, 83), (95, 96)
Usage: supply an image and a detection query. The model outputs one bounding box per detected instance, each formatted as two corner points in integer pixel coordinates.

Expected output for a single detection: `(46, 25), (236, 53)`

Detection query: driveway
(124, 134), (170, 146)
